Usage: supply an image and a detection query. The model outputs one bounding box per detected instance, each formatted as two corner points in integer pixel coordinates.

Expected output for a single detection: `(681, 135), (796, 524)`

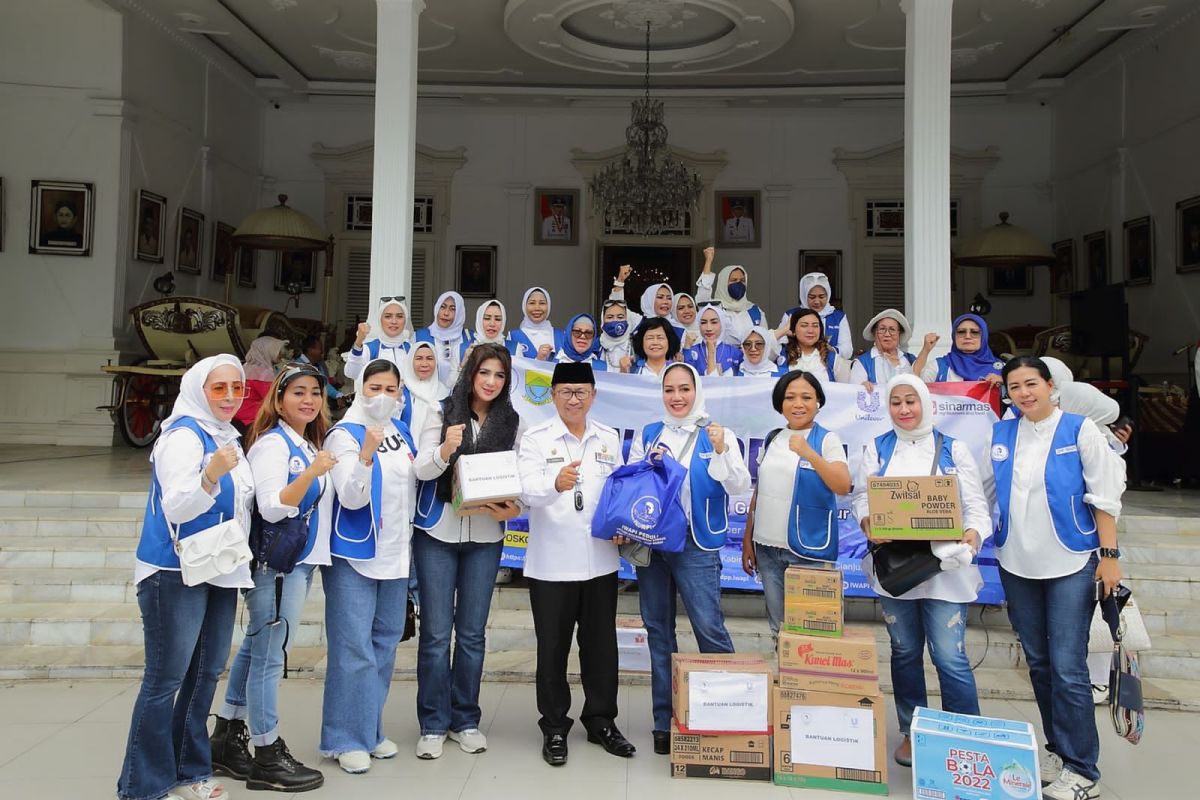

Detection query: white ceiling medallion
(503, 0), (794, 75)
(267, 0), (299, 11)
(314, 46), (375, 70)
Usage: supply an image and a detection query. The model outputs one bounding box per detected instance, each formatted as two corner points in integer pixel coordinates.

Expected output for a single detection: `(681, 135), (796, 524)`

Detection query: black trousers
(527, 571), (620, 736)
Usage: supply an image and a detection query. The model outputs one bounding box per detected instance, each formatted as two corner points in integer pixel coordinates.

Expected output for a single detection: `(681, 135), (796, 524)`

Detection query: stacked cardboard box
(774, 565), (888, 795)
(615, 616), (650, 673)
(669, 653), (773, 782)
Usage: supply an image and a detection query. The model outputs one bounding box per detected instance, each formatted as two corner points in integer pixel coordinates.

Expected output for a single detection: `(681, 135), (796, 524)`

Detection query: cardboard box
(669, 722), (772, 782)
(671, 653), (773, 733)
(773, 685), (888, 795)
(451, 451), (523, 514)
(867, 474), (962, 540)
(911, 707), (1040, 800)
(784, 564), (844, 637)
(616, 615), (650, 672)
(778, 626), (879, 695)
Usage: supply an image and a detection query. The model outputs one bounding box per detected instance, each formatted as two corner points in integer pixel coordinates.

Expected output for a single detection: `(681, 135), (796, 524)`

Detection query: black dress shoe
(586, 725), (636, 758)
(542, 733), (568, 766)
(652, 730), (671, 755)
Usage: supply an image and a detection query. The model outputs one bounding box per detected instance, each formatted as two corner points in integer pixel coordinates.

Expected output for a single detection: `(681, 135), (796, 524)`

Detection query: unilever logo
(630, 495), (662, 530)
(523, 371), (553, 405)
(856, 391), (880, 414)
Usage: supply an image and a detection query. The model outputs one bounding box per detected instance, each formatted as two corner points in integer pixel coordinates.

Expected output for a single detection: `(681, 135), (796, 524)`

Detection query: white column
(765, 184), (794, 311)
(370, 0), (424, 303)
(902, 0), (953, 350)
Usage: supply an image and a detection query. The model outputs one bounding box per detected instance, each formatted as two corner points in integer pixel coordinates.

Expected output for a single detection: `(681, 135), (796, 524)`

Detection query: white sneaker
(1040, 750), (1063, 786)
(336, 751), (371, 774)
(1092, 684), (1109, 705)
(1043, 767), (1100, 800)
(416, 734), (446, 760)
(449, 728), (487, 753)
(169, 780), (229, 800)
(371, 737), (398, 759)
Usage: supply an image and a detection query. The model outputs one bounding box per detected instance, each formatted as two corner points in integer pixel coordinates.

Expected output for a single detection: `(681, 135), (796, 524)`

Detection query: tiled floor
(0, 677), (1185, 800)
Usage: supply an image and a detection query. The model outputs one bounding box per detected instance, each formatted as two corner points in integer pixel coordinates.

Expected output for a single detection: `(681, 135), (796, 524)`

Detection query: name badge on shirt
(1055, 445), (1079, 456)
(943, 466), (957, 475)
(595, 452), (616, 465)
(288, 456), (306, 475)
(698, 451), (715, 460)
(797, 459), (814, 470)
(546, 456), (566, 465)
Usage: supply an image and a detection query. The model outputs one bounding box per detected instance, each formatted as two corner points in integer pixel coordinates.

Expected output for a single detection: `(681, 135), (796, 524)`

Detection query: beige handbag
(1088, 595), (1151, 653)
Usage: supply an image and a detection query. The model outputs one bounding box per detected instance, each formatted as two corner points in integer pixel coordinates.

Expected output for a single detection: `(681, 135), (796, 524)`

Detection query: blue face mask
(602, 320), (628, 338)
(727, 282), (747, 301)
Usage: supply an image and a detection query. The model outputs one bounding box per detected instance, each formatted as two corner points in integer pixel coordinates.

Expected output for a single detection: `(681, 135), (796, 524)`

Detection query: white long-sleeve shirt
(135, 426), (254, 588)
(753, 427), (848, 551)
(325, 422), (418, 580)
(849, 347), (915, 386)
(988, 409), (1125, 580)
(787, 349), (853, 385)
(343, 339), (409, 381)
(246, 424), (333, 567)
(518, 417), (622, 581)
(695, 272), (756, 345)
(852, 434), (993, 602)
(628, 421), (751, 526)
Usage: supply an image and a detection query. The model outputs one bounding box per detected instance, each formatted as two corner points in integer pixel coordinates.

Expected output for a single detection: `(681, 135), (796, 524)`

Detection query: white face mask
(361, 394), (399, 423)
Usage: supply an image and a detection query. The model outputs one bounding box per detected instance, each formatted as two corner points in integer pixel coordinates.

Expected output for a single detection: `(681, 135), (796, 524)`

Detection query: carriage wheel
(118, 373), (173, 448)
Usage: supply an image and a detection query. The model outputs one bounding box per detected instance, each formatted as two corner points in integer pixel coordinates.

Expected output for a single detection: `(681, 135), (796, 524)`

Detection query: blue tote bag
(591, 455), (689, 552)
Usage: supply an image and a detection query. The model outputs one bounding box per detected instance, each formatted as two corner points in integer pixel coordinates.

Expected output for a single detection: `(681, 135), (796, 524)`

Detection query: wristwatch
(1099, 547), (1121, 559)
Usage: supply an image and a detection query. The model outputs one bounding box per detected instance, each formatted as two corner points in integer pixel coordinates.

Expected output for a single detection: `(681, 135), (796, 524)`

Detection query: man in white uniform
(541, 196), (572, 241)
(517, 362), (635, 766)
(722, 201), (755, 242)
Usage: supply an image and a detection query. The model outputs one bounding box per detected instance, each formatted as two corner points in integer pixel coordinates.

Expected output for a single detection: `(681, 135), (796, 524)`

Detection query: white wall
(1051, 13), (1200, 377)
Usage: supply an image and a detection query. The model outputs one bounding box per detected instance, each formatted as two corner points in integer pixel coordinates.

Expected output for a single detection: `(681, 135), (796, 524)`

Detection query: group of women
(118, 262), (1125, 800)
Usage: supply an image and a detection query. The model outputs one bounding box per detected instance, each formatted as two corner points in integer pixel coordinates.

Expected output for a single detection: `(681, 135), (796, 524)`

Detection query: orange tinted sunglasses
(205, 381), (247, 400)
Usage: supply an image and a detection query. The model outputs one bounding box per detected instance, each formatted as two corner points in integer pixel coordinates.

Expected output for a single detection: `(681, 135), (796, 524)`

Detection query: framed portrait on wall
(533, 188), (578, 246)
(211, 222), (235, 282)
(176, 207), (204, 274)
(798, 249), (842, 303)
(1051, 239), (1075, 294)
(456, 245), (497, 298)
(29, 180), (94, 256)
(987, 265), (1033, 296)
(715, 190), (760, 248)
(1122, 216), (1154, 286)
(236, 248), (256, 288)
(134, 189), (166, 263)
(0, 177), (4, 252)
(1176, 195), (1200, 274)
(1083, 229), (1110, 287)
(275, 250), (317, 293)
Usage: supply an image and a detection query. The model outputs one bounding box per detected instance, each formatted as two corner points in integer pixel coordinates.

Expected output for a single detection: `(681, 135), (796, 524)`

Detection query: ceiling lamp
(233, 194), (327, 250)
(954, 212), (1054, 268)
(589, 22), (703, 236)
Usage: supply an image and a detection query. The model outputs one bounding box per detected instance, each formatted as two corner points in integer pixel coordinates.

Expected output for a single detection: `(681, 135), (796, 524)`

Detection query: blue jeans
(879, 596), (979, 736)
(754, 543), (819, 639)
(221, 564), (315, 746)
(636, 536), (735, 732)
(117, 571), (237, 800)
(319, 557), (408, 755)
(1001, 554), (1100, 781)
(412, 530), (503, 735)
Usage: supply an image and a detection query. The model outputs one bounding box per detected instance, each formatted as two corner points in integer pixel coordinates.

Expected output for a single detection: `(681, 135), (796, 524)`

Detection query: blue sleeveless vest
(641, 422), (730, 551)
(330, 421), (416, 560)
(856, 351), (916, 384)
(136, 418), (237, 569)
(824, 309), (845, 349)
(263, 424), (322, 563)
(506, 327), (563, 359)
(991, 412), (1099, 552)
(461, 334), (518, 360)
(684, 343), (742, 376)
(362, 338), (410, 362)
(746, 304), (764, 326)
(768, 423), (840, 561)
(874, 429), (958, 476)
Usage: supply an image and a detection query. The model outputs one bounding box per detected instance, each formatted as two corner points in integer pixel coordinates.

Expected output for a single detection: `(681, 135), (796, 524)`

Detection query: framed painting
(29, 180), (94, 256)
(134, 189), (167, 263)
(1122, 216), (1154, 287)
(1176, 195), (1200, 274)
(456, 245), (497, 298)
(987, 265), (1033, 296)
(1051, 238), (1075, 294)
(715, 190), (760, 248)
(1083, 229), (1110, 287)
(211, 221), (235, 282)
(533, 188), (579, 246)
(275, 249), (317, 293)
(175, 207), (204, 274)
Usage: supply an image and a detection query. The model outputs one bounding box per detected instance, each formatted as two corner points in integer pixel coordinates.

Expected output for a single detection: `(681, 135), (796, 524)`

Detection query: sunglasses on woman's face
(206, 381), (247, 400)
(743, 341), (765, 351)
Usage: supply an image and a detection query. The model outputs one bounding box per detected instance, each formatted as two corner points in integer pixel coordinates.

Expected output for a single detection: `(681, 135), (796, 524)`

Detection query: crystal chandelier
(590, 22), (703, 236)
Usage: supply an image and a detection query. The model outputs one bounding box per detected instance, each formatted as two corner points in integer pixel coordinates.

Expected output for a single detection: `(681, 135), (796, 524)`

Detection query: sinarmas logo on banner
(503, 357), (1005, 605)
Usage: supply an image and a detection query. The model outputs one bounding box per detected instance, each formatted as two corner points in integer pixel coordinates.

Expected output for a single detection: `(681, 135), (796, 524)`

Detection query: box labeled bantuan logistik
(911, 707), (1040, 800)
(772, 685), (888, 795)
(671, 652), (772, 733)
(784, 563), (844, 637)
(669, 722), (771, 782)
(778, 625), (879, 695)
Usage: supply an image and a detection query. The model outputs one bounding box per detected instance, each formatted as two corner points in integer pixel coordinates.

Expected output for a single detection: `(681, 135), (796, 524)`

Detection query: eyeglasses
(875, 326), (901, 335)
(379, 295), (406, 303)
(955, 328), (982, 338)
(570, 328), (594, 338)
(554, 388), (592, 400)
(742, 341), (765, 351)
(206, 381), (247, 400)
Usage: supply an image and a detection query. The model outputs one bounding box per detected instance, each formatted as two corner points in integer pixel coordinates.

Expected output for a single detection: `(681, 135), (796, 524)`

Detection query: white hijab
(640, 282), (672, 319)
(401, 341), (450, 405)
(340, 359), (404, 428)
(713, 264), (753, 313)
(157, 354), (244, 450)
(1041, 356), (1120, 426)
(520, 286), (555, 340)
(671, 292), (700, 337)
(799, 272), (835, 318)
(599, 300), (632, 351)
(739, 325), (781, 376)
(369, 298), (415, 346)
(698, 304), (730, 345)
(660, 362), (710, 430)
(886, 374), (935, 443)
(243, 336), (286, 382)
(472, 300), (508, 345)
(429, 291), (466, 343)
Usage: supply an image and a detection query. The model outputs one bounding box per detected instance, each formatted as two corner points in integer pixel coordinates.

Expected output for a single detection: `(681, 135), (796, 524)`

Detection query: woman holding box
(853, 374), (991, 769)
(411, 343), (523, 759)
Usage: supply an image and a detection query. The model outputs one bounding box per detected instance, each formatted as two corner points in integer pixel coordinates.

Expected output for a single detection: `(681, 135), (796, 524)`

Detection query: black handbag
(401, 592), (418, 642)
(869, 433), (945, 597)
(1099, 583), (1144, 744)
(249, 481), (324, 574)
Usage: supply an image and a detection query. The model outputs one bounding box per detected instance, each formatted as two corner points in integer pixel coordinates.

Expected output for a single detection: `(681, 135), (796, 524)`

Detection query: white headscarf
(698, 304), (730, 344)
(401, 341), (450, 405)
(472, 300), (508, 346)
(739, 325), (781, 376)
(520, 286), (555, 339)
(671, 292), (700, 337)
(243, 337), (286, 382)
(798, 272), (835, 318)
(639, 282), (673, 319)
(886, 374), (935, 443)
(340, 359), (404, 428)
(368, 298), (415, 346)
(157, 354), (244, 449)
(1041, 356), (1120, 426)
(599, 300), (631, 351)
(712, 264), (753, 313)
(429, 291), (466, 343)
(660, 362), (710, 430)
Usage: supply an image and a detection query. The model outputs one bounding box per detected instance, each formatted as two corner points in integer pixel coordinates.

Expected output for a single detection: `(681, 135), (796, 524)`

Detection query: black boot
(246, 737), (325, 793)
(210, 717), (253, 781)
